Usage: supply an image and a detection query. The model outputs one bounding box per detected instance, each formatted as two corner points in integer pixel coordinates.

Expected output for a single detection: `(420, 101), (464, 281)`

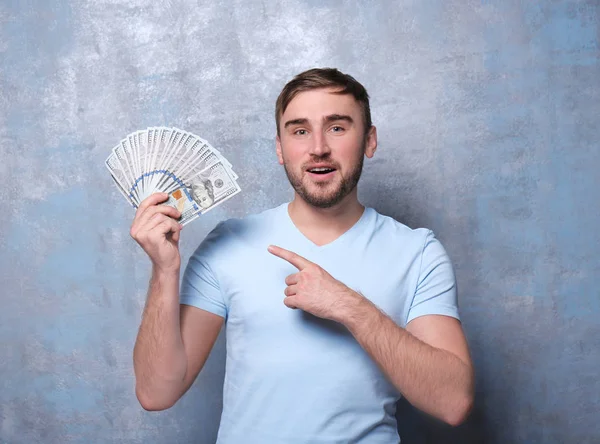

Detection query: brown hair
(275, 68), (372, 136)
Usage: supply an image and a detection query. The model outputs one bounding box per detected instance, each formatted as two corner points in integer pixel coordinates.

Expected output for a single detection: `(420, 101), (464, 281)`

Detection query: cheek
(335, 152), (363, 178)
(280, 144), (305, 166)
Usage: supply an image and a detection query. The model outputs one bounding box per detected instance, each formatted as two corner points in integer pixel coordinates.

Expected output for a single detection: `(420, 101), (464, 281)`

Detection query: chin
(301, 188), (348, 208)
(284, 163), (358, 209)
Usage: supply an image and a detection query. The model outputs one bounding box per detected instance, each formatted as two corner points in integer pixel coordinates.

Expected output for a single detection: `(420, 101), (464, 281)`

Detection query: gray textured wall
(1, 1), (599, 443)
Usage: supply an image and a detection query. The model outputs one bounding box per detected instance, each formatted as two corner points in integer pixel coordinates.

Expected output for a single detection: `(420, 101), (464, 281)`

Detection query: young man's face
(276, 87), (377, 208)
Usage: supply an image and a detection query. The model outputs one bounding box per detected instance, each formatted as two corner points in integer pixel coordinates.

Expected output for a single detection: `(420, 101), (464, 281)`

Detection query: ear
(276, 134), (284, 165)
(364, 125), (377, 158)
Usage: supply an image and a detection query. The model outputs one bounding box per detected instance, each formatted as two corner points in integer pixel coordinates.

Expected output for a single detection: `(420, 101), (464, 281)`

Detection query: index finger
(267, 245), (312, 271)
(135, 192), (169, 218)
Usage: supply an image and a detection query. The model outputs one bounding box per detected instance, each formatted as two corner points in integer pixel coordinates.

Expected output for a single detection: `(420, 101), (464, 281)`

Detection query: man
(130, 68), (475, 443)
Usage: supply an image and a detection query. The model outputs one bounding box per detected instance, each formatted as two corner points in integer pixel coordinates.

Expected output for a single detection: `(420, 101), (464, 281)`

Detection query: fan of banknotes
(105, 127), (241, 225)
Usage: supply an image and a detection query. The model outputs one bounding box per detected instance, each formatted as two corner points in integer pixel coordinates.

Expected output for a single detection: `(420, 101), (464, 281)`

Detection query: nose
(309, 130), (331, 157)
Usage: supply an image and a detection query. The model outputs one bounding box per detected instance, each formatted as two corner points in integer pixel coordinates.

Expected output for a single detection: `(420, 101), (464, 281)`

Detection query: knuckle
(150, 212), (165, 223)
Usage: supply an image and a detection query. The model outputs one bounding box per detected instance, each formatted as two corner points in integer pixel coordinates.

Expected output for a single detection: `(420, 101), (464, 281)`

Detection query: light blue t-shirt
(180, 202), (459, 444)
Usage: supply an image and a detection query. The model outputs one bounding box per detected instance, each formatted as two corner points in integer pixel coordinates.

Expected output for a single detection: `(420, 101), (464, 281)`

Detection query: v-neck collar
(280, 202), (372, 251)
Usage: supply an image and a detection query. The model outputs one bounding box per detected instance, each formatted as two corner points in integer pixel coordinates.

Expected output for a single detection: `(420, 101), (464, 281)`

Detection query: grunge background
(1, 1), (599, 443)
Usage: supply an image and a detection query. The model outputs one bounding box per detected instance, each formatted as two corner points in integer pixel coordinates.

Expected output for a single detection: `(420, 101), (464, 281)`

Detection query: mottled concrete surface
(1, 1), (599, 443)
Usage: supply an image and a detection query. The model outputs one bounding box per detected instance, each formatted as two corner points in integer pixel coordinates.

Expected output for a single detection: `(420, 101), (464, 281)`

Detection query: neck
(287, 189), (365, 246)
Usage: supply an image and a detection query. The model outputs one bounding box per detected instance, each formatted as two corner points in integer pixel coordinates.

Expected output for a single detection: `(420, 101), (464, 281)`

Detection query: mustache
(302, 155), (340, 169)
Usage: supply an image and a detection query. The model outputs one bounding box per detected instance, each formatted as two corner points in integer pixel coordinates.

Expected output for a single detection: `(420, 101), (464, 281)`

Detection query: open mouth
(307, 167), (336, 175)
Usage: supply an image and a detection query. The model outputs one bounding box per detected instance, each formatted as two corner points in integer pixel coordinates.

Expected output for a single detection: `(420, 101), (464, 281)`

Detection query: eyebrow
(324, 114), (354, 124)
(284, 118), (309, 129)
(283, 114), (354, 129)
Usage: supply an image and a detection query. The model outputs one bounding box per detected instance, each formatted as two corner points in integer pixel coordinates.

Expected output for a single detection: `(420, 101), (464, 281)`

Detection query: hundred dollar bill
(161, 129), (183, 174)
(109, 173), (136, 208)
(106, 150), (136, 206)
(196, 138), (238, 180)
(154, 133), (196, 192)
(135, 130), (149, 197)
(139, 130), (151, 195)
(160, 187), (201, 226)
(145, 127), (173, 196)
(112, 143), (140, 205)
(123, 136), (139, 196)
(130, 131), (142, 197)
(141, 127), (160, 202)
(128, 132), (140, 187)
(183, 161), (241, 214)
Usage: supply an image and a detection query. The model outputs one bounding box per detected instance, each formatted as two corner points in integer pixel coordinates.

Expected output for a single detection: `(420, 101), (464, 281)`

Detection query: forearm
(133, 266), (187, 409)
(343, 296), (474, 425)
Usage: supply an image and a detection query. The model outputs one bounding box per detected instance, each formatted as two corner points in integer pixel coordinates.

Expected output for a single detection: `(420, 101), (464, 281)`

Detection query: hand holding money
(105, 126), (242, 227)
(130, 193), (183, 273)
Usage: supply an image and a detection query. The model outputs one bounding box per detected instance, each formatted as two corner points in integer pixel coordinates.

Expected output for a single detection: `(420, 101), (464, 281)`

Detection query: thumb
(172, 226), (181, 243)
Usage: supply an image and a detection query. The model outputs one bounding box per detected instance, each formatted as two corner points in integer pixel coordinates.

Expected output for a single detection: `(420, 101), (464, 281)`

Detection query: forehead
(281, 87), (362, 120)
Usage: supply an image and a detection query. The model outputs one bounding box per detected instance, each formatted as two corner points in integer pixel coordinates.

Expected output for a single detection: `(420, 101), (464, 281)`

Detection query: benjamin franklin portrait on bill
(188, 179), (214, 209)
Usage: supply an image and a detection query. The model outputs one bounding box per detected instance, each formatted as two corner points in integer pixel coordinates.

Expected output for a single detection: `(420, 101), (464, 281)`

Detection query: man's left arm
(341, 231), (474, 426)
(341, 298), (474, 426)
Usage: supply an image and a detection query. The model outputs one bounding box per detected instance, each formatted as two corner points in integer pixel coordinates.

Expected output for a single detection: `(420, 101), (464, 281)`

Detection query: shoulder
(367, 208), (453, 270)
(367, 208), (455, 282)
(368, 208), (434, 253)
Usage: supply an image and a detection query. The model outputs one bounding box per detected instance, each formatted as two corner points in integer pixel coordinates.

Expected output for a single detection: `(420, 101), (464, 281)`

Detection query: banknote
(160, 187), (201, 226)
(185, 161), (241, 213)
(107, 127), (241, 221)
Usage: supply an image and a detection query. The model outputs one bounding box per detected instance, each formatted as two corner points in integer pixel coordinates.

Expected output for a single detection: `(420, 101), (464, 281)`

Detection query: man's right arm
(130, 193), (224, 411)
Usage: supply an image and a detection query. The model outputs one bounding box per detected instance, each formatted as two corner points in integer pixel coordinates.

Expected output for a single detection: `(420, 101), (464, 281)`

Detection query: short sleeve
(406, 230), (460, 324)
(179, 224), (228, 319)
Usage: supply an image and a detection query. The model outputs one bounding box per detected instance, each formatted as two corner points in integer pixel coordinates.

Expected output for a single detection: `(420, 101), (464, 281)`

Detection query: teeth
(310, 167), (333, 172)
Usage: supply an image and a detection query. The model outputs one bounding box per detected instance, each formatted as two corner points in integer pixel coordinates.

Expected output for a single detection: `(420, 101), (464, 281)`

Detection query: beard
(282, 145), (365, 209)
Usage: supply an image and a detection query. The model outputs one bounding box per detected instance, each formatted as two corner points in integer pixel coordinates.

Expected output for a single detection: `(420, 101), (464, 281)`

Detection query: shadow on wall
(396, 397), (484, 444)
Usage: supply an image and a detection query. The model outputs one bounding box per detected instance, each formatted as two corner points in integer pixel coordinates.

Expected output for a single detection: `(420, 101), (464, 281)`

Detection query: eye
(330, 126), (345, 133)
(294, 129), (308, 136)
